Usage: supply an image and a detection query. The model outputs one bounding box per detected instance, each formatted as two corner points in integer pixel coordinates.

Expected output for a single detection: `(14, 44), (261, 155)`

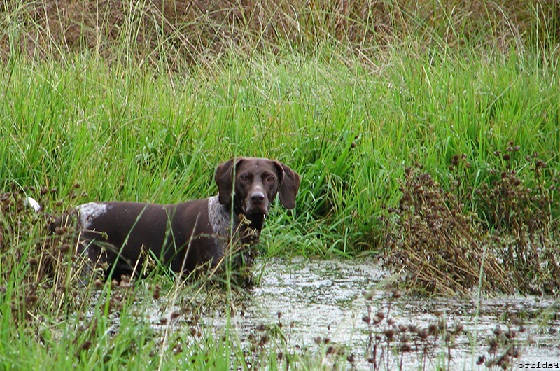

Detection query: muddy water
(155, 258), (560, 369)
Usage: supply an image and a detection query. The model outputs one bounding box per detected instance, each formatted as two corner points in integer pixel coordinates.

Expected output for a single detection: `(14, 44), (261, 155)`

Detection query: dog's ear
(273, 161), (301, 209)
(215, 158), (244, 205)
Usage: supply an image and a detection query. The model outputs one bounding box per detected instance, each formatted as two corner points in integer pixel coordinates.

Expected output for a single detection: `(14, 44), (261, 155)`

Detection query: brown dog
(75, 157), (300, 279)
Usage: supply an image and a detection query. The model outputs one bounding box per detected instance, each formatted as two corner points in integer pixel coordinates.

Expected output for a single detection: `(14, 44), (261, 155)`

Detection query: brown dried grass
(1, 0), (558, 65)
(383, 151), (560, 296)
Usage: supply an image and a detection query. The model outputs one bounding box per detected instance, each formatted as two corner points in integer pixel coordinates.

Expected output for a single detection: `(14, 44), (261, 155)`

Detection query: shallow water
(152, 258), (560, 370)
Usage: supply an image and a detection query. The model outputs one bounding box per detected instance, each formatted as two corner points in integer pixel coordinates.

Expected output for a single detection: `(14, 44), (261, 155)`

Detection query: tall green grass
(2, 49), (559, 256)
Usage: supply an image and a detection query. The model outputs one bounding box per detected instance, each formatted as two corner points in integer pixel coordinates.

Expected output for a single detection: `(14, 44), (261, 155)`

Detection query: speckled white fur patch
(76, 202), (108, 229)
(207, 196), (234, 236)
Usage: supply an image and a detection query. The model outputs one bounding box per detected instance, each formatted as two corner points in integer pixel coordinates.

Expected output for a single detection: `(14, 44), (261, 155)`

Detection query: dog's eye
(240, 174), (250, 182)
(264, 175), (275, 183)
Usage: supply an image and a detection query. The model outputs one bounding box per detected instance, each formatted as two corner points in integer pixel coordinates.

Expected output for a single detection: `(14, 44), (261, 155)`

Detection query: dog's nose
(250, 192), (266, 203)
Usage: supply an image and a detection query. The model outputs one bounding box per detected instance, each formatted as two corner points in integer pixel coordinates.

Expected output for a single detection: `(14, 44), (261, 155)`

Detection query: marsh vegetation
(1, 0), (560, 368)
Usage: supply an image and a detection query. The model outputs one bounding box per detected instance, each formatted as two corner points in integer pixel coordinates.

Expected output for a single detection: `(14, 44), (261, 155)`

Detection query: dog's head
(215, 157), (301, 229)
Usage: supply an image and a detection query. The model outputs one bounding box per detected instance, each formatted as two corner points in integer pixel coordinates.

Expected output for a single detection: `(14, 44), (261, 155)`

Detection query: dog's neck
(208, 195), (237, 237)
(207, 196), (264, 244)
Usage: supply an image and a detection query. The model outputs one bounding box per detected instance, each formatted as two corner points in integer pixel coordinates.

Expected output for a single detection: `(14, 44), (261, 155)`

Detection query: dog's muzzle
(244, 190), (269, 216)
